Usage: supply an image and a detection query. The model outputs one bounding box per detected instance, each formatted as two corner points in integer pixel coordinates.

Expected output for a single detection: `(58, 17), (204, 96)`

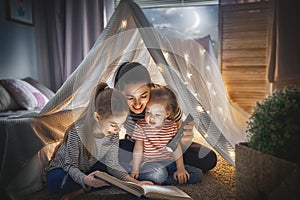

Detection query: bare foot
(60, 189), (84, 200)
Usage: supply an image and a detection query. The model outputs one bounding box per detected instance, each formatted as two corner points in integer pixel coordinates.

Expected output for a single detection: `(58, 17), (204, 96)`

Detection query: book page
(94, 172), (192, 200)
(94, 172), (144, 197)
(141, 184), (192, 200)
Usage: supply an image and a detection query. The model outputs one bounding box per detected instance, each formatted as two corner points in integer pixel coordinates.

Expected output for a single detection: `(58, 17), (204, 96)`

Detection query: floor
(26, 152), (236, 200)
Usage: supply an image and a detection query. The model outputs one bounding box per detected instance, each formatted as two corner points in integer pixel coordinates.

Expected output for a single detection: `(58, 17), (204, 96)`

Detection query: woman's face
(94, 112), (128, 137)
(121, 82), (150, 114)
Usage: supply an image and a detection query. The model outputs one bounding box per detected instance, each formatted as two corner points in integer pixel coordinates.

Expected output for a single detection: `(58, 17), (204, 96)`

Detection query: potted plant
(235, 85), (300, 200)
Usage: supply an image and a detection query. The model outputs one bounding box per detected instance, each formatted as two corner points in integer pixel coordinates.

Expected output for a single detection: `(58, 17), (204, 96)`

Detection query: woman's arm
(179, 121), (195, 151)
(171, 108), (195, 151)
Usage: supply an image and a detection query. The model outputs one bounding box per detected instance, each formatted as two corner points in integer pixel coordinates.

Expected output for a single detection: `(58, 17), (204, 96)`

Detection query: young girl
(114, 62), (217, 173)
(126, 86), (203, 185)
(46, 82), (152, 200)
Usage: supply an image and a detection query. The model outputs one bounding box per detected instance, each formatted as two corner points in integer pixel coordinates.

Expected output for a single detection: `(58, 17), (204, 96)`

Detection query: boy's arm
(131, 140), (143, 178)
(173, 144), (185, 170)
(173, 144), (190, 184)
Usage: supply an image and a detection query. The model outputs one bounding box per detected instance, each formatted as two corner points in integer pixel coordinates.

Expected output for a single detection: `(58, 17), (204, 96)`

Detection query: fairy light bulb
(196, 105), (204, 113)
(121, 20), (127, 29)
(184, 53), (189, 62)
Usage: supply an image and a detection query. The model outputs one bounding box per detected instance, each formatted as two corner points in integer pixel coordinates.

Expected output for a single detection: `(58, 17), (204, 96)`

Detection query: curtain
(45, 0), (105, 91)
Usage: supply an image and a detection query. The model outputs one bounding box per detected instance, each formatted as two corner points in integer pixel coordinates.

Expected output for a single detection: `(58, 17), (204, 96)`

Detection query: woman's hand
(180, 121), (195, 150)
(84, 171), (110, 188)
(174, 169), (190, 184)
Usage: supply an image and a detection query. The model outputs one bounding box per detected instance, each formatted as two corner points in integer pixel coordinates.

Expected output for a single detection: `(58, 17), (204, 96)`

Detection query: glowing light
(121, 20), (127, 29)
(187, 72), (192, 79)
(158, 66), (163, 72)
(200, 48), (206, 55)
(207, 81), (212, 89)
(206, 65), (211, 71)
(217, 107), (224, 114)
(184, 53), (189, 62)
(163, 51), (170, 59)
(229, 151), (235, 159)
(212, 90), (217, 96)
(196, 105), (204, 112)
(203, 133), (208, 138)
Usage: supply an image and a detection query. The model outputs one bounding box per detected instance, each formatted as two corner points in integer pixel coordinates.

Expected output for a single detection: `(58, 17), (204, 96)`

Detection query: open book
(94, 172), (192, 200)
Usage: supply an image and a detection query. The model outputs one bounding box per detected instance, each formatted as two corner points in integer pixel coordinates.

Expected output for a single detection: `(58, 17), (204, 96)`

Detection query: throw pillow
(23, 77), (55, 99)
(0, 84), (21, 111)
(0, 79), (49, 110)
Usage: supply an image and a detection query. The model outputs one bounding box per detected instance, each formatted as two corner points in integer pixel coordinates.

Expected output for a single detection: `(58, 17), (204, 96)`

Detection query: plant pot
(235, 142), (300, 200)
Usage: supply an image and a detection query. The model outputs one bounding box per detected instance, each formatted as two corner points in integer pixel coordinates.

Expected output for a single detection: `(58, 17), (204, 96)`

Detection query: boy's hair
(114, 62), (152, 90)
(149, 86), (179, 120)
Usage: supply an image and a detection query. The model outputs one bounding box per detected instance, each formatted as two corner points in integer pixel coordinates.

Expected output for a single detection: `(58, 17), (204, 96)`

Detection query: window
(114, 0), (219, 56)
(142, 5), (218, 55)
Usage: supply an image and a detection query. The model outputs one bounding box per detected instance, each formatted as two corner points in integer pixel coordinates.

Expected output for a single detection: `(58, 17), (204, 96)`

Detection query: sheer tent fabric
(34, 0), (248, 165)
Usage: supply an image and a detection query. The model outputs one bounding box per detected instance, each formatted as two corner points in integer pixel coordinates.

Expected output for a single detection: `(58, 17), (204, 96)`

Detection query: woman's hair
(149, 85), (180, 120)
(114, 62), (152, 90)
(52, 82), (128, 160)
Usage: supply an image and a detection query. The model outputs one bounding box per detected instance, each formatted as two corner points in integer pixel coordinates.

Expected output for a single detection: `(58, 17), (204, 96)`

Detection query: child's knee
(141, 167), (168, 184)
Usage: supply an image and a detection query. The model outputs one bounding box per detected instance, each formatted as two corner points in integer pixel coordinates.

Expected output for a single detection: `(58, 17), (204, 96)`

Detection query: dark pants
(46, 162), (107, 197)
(119, 139), (217, 173)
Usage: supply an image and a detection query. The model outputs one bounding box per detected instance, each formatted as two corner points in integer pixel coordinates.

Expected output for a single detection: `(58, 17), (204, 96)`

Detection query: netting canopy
(33, 0), (249, 165)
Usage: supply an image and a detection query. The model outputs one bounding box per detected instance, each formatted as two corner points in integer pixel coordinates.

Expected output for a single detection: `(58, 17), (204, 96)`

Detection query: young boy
(127, 86), (203, 185)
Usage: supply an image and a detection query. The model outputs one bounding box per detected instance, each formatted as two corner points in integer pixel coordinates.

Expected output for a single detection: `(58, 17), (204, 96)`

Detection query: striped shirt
(47, 125), (128, 191)
(132, 119), (177, 162)
(125, 108), (182, 137)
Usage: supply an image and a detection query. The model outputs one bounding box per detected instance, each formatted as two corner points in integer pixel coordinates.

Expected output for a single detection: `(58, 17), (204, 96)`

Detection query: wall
(275, 0), (300, 86)
(0, 0), (52, 89)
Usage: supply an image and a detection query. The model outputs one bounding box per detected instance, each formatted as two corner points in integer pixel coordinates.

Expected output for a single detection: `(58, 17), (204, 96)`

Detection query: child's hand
(174, 169), (190, 184)
(84, 171), (110, 188)
(137, 180), (154, 186)
(130, 171), (139, 179)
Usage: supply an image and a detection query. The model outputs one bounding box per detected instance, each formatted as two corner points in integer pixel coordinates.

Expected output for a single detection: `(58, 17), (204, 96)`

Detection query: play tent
(34, 0), (248, 166)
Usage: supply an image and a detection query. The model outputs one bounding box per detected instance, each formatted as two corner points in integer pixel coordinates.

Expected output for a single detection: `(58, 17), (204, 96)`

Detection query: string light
(196, 105), (204, 112)
(121, 20), (127, 29)
(187, 72), (192, 79)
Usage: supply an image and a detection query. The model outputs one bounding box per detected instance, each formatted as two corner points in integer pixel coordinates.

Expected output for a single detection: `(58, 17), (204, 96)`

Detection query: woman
(114, 62), (217, 173)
